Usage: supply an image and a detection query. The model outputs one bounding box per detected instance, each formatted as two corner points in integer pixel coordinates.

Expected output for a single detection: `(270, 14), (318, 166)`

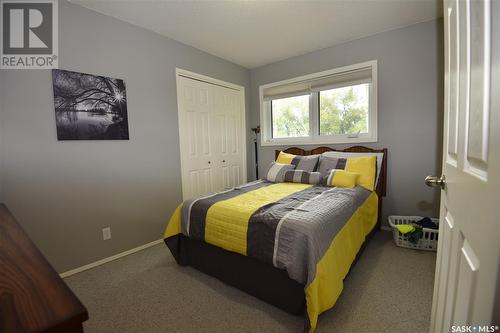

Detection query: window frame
(259, 60), (378, 146)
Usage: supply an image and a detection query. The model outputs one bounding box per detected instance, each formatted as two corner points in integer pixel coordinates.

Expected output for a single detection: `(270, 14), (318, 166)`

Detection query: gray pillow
(290, 154), (320, 172)
(317, 156), (347, 184)
(266, 162), (296, 183)
(284, 170), (321, 185)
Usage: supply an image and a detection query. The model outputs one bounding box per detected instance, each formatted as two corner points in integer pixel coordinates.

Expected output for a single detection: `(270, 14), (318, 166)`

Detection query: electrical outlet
(102, 227), (111, 240)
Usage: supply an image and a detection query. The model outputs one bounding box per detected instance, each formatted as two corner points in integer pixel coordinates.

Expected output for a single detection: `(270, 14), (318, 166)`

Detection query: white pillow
(321, 151), (384, 188)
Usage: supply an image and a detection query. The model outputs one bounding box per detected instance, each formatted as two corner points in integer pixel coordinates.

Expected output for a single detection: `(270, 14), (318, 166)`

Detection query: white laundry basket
(388, 215), (439, 251)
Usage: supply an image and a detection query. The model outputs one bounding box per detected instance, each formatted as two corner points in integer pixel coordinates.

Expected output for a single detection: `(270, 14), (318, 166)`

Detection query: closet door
(177, 74), (246, 200)
(177, 76), (217, 199)
(212, 85), (245, 190)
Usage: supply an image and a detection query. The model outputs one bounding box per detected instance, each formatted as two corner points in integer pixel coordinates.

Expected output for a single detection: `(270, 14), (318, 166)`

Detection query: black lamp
(250, 126), (261, 179)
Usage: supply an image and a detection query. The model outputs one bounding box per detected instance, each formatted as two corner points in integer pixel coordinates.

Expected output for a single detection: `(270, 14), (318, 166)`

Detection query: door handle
(425, 175), (446, 189)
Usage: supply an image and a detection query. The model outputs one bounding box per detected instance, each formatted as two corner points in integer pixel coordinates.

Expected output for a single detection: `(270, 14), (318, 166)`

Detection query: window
(260, 60), (377, 146)
(271, 95), (309, 138)
(319, 83), (369, 136)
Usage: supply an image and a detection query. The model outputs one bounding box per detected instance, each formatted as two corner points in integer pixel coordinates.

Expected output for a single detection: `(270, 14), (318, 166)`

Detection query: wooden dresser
(0, 204), (88, 332)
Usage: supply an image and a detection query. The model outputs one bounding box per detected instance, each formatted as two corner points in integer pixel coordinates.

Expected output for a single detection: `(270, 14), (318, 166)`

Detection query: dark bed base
(165, 226), (379, 316)
(165, 234), (306, 315)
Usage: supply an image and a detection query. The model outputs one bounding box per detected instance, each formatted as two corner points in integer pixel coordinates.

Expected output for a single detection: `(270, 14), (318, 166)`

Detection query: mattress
(164, 180), (378, 332)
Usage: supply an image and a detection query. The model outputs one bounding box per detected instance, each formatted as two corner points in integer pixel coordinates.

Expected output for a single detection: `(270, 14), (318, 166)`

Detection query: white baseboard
(60, 239), (164, 278)
(61, 225), (392, 278)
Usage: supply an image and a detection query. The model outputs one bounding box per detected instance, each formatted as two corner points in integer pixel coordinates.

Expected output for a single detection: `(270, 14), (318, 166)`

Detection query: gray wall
(249, 20), (444, 225)
(0, 0), (250, 272)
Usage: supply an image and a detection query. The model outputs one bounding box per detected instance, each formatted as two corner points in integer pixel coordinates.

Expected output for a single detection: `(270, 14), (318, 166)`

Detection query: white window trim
(259, 60), (378, 146)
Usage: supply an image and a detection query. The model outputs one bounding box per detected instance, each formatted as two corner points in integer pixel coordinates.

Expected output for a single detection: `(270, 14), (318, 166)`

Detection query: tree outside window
(319, 83), (369, 136)
(271, 95), (309, 138)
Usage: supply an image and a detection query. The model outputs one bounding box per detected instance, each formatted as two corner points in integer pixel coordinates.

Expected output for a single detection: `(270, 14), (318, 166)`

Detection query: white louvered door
(430, 0), (500, 331)
(177, 73), (246, 200)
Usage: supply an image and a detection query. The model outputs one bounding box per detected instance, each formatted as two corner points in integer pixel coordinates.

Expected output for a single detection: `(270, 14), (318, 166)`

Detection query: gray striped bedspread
(179, 180), (371, 285)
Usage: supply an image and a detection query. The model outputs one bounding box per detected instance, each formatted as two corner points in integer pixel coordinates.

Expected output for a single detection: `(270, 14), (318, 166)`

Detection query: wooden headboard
(275, 145), (388, 198)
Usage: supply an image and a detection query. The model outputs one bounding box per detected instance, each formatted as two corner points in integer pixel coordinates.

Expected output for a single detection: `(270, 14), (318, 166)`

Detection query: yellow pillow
(345, 155), (377, 191)
(276, 151), (295, 164)
(327, 169), (360, 188)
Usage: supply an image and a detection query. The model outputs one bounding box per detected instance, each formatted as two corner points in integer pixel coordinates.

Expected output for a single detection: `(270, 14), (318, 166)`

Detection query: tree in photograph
(52, 69), (129, 140)
(52, 70), (127, 119)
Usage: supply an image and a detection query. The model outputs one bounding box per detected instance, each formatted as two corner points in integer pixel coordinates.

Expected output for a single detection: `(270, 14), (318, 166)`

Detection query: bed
(163, 146), (387, 332)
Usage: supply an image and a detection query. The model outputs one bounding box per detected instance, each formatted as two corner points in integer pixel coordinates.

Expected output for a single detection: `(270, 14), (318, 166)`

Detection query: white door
(212, 84), (245, 190)
(177, 73), (246, 200)
(177, 76), (215, 199)
(429, 0), (500, 332)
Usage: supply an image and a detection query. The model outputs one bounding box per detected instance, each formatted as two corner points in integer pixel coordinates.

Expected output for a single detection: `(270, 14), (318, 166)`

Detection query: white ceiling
(70, 0), (442, 69)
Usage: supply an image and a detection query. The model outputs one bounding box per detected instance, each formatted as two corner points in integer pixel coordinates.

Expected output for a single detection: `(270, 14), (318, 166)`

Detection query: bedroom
(0, 0), (499, 332)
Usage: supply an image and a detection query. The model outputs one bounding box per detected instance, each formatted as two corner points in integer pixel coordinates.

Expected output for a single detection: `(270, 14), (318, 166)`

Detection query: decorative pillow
(284, 170), (321, 185)
(321, 151), (383, 187)
(317, 155), (377, 190)
(266, 162), (296, 183)
(276, 151), (319, 172)
(344, 156), (377, 191)
(326, 169), (360, 188)
(317, 155), (347, 183)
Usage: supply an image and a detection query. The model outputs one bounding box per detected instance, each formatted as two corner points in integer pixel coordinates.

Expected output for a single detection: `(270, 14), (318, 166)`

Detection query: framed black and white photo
(52, 69), (130, 140)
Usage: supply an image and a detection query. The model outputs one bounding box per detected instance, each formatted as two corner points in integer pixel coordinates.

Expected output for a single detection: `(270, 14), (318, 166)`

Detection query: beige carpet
(65, 231), (436, 333)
